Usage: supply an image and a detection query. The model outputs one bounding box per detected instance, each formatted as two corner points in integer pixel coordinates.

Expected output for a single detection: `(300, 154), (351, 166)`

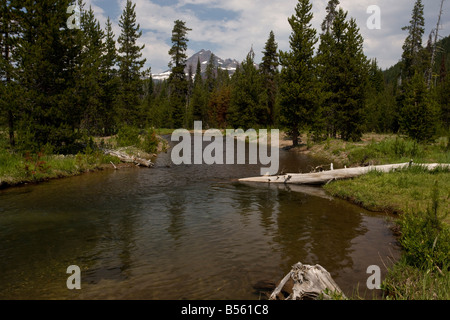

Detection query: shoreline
(0, 134), (168, 192)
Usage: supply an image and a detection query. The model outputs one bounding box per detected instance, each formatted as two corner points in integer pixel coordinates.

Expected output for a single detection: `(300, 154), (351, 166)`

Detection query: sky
(83, 0), (450, 74)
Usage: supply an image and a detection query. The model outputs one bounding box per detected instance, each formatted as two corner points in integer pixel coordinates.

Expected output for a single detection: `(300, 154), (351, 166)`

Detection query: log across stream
(239, 162), (450, 185)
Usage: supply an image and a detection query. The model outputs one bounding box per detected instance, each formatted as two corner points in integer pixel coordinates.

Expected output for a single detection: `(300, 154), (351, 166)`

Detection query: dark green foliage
(116, 126), (158, 153)
(116, 125), (140, 148)
(208, 86), (231, 129)
(0, 0), (446, 155)
(0, 0), (22, 147)
(316, 5), (368, 141)
(260, 31), (279, 126)
(190, 59), (207, 122)
(399, 71), (439, 141)
(401, 0), (426, 82)
(168, 20), (191, 128)
(229, 49), (265, 129)
(438, 63), (450, 131)
(141, 128), (159, 153)
(117, 0), (146, 127)
(100, 17), (120, 135)
(279, 0), (318, 146)
(14, 0), (82, 153)
(364, 60), (397, 133)
(397, 181), (450, 269)
(77, 6), (105, 135)
(205, 53), (217, 94)
(335, 18), (368, 141)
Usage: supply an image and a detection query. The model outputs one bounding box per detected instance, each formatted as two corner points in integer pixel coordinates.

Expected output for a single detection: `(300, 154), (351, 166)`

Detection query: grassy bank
(0, 127), (167, 189)
(0, 147), (121, 189)
(291, 134), (450, 167)
(317, 134), (450, 300)
(324, 166), (450, 223)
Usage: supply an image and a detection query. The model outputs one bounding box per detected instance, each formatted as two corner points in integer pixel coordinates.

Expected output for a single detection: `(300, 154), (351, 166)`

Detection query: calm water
(0, 138), (400, 300)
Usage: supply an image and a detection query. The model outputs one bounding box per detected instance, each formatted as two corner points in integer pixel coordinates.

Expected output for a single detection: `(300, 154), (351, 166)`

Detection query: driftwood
(269, 262), (346, 300)
(240, 182), (334, 200)
(240, 162), (450, 185)
(104, 149), (154, 168)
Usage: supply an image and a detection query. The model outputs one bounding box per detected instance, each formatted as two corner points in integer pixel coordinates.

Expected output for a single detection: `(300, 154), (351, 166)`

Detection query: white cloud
(86, 0), (450, 73)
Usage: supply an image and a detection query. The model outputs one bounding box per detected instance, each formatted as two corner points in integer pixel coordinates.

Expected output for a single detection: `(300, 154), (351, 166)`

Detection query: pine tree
(439, 72), (450, 130)
(321, 0), (340, 34)
(117, 0), (146, 127)
(260, 31), (279, 126)
(205, 53), (216, 93)
(279, 0), (318, 146)
(336, 17), (368, 141)
(100, 17), (119, 135)
(398, 0), (440, 141)
(400, 71), (439, 141)
(15, 0), (81, 152)
(77, 5), (105, 135)
(401, 0), (425, 81)
(365, 59), (396, 133)
(208, 86), (231, 129)
(316, 0), (342, 138)
(0, 0), (21, 147)
(168, 19), (191, 128)
(191, 57), (207, 123)
(229, 48), (264, 129)
(317, 7), (368, 141)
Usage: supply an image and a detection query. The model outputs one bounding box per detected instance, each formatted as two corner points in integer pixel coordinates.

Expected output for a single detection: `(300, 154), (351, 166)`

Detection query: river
(0, 138), (400, 299)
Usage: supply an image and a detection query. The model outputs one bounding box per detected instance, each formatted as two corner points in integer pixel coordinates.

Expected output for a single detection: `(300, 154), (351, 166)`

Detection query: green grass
(320, 138), (450, 300)
(154, 128), (176, 136)
(382, 258), (449, 300)
(324, 166), (450, 223)
(0, 146), (120, 188)
(306, 135), (450, 167)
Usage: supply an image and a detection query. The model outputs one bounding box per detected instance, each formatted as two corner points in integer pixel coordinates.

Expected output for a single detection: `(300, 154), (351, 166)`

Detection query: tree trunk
(8, 109), (15, 147)
(292, 129), (299, 147)
(4, 28), (15, 147)
(269, 262), (346, 300)
(240, 162), (450, 185)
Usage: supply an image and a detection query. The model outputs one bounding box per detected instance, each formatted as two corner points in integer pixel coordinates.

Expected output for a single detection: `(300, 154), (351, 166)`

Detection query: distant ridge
(383, 33), (450, 84)
(152, 49), (240, 81)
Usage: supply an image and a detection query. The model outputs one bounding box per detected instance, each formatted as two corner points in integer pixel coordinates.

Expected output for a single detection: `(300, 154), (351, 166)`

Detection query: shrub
(141, 128), (158, 154)
(397, 181), (450, 270)
(116, 126), (141, 148)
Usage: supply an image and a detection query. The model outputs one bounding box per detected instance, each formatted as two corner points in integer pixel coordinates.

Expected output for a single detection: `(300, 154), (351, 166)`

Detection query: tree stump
(269, 263), (346, 300)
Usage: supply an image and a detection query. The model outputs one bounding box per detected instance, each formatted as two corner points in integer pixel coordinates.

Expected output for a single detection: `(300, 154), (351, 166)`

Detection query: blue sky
(84, 0), (450, 74)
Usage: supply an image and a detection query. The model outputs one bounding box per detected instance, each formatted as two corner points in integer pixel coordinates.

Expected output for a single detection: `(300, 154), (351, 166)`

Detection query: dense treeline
(1, 0), (449, 154)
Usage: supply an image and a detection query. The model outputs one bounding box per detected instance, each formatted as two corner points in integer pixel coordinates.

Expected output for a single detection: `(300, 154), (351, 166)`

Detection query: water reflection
(0, 138), (400, 299)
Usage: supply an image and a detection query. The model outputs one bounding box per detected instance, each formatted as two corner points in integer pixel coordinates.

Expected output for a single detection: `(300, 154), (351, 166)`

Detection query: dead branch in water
(269, 262), (346, 300)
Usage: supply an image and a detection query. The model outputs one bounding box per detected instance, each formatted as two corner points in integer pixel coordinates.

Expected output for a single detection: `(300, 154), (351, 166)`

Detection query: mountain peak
(152, 49), (240, 81)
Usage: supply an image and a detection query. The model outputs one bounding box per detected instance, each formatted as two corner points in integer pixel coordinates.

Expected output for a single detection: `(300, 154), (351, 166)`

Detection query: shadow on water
(0, 136), (400, 300)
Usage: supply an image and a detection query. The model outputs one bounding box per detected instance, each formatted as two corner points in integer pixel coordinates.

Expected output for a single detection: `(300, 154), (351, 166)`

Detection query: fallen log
(104, 149), (154, 168)
(269, 262), (346, 300)
(239, 162), (450, 185)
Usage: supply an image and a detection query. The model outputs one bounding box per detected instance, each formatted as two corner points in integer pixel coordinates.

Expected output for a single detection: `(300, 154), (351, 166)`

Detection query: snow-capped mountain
(152, 49), (240, 81)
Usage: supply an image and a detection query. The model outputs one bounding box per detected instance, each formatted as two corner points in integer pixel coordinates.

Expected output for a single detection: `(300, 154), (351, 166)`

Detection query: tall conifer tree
(229, 48), (264, 129)
(401, 0), (426, 81)
(100, 17), (119, 135)
(117, 0), (146, 126)
(77, 6), (105, 135)
(260, 31), (279, 126)
(0, 0), (21, 147)
(16, 0), (81, 152)
(279, 0), (318, 146)
(168, 20), (191, 128)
